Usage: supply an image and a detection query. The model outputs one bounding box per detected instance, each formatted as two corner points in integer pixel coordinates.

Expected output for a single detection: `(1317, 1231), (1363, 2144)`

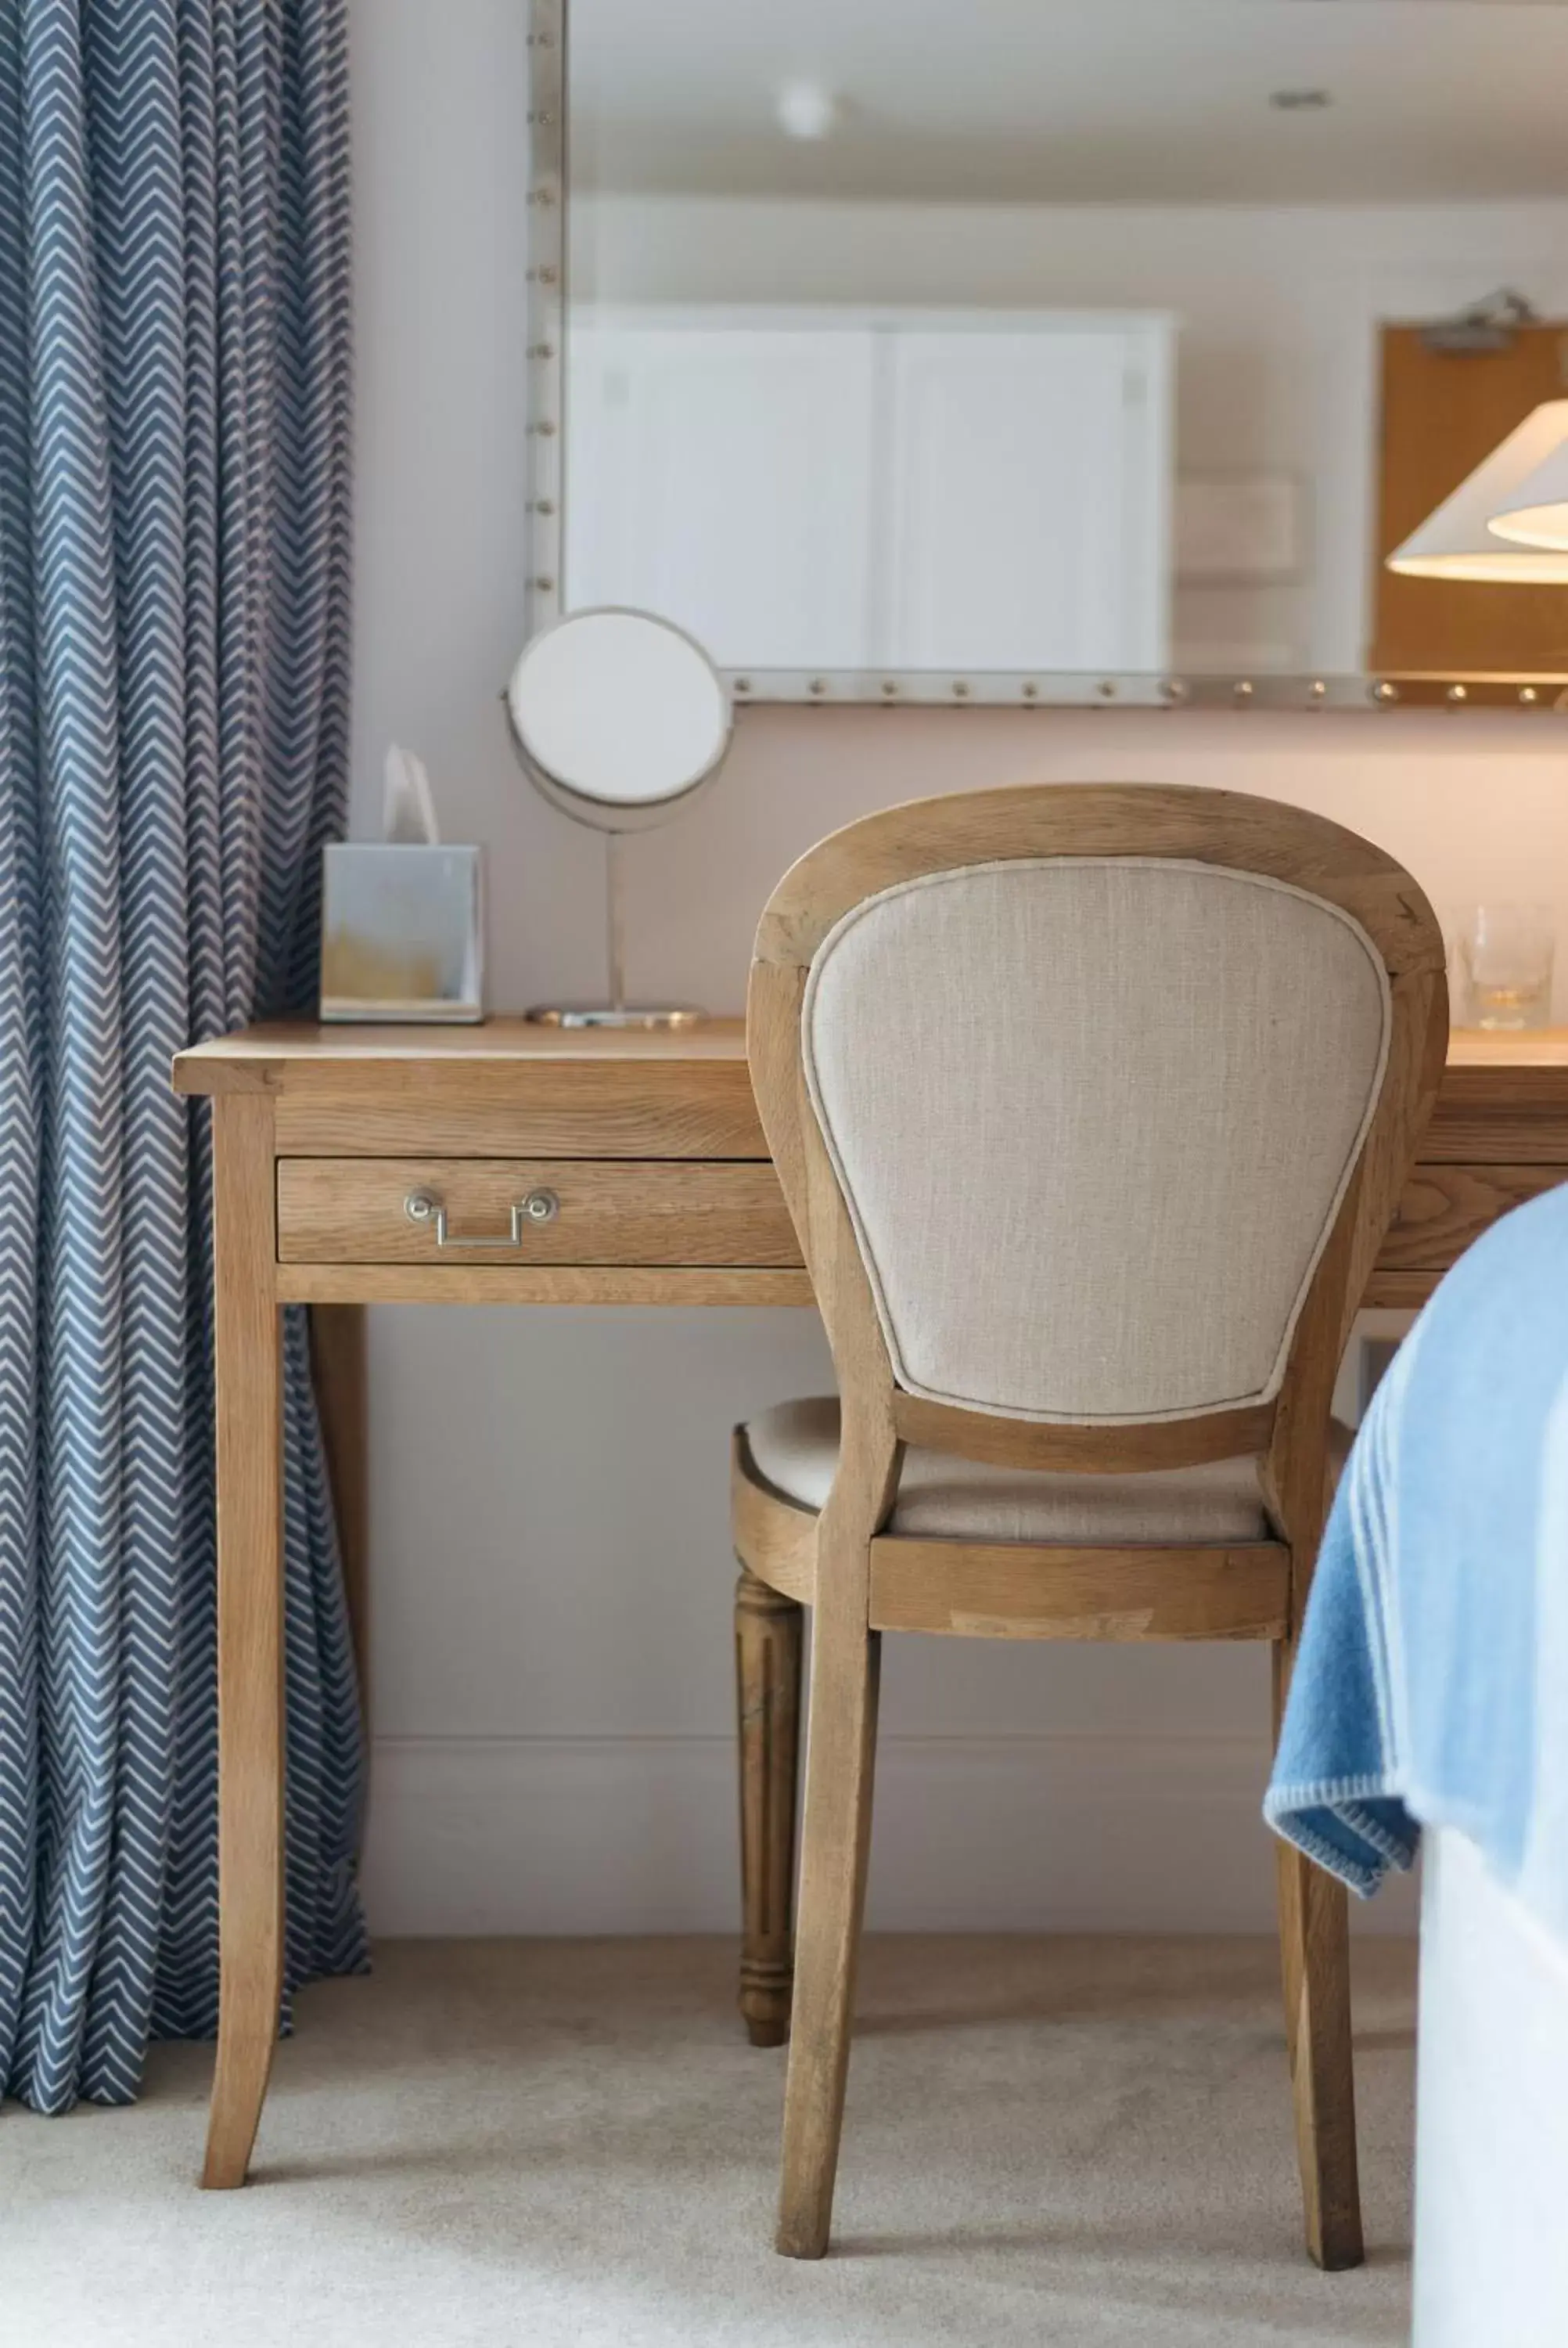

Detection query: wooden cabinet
(566, 308), (1174, 675)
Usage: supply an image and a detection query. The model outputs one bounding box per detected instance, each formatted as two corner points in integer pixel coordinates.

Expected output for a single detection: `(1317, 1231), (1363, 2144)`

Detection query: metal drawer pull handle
(404, 1187), (559, 1248)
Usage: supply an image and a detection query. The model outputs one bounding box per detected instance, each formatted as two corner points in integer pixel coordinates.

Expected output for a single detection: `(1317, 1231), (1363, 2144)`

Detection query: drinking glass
(1451, 905), (1555, 1032)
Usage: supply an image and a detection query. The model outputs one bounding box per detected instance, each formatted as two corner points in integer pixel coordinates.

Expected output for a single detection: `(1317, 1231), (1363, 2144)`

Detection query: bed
(1268, 1183), (1568, 2335)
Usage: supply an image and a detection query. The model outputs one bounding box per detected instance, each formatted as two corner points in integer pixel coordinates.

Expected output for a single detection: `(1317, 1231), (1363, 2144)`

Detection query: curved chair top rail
(753, 783), (1444, 981)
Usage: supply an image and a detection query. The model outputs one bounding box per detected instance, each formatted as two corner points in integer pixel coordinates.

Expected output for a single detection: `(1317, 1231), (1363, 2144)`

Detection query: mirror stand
(527, 830), (705, 1028)
(507, 609), (732, 1026)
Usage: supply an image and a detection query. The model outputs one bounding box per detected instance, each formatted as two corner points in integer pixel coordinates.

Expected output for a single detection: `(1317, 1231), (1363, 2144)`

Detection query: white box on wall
(1176, 474), (1302, 584)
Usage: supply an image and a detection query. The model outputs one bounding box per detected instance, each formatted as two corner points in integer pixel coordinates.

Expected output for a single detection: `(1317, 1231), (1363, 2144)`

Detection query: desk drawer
(1382, 1165), (1564, 1270)
(277, 1158), (804, 1268)
(1364, 1162), (1566, 1308)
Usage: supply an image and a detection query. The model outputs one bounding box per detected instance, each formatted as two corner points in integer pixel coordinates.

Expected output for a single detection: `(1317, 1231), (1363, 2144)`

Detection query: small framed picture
(320, 844), (484, 1024)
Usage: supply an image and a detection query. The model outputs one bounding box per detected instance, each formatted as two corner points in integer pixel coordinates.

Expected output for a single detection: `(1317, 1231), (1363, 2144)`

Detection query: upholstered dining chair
(728, 783), (1447, 2272)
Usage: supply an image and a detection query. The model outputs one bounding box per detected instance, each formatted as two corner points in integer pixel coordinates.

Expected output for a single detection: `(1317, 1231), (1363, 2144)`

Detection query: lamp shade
(1386, 399), (1568, 582)
(1489, 427), (1568, 553)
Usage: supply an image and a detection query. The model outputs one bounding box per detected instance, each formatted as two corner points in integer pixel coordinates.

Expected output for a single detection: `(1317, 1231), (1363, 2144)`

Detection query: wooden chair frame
(731, 783), (1448, 2269)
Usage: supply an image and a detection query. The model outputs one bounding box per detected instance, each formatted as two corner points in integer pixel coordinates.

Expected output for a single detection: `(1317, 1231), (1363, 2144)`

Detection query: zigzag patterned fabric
(0, 0), (366, 2113)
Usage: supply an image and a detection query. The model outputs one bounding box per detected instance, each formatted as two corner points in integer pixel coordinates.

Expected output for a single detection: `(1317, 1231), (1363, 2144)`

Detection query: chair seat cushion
(742, 1396), (1276, 1545)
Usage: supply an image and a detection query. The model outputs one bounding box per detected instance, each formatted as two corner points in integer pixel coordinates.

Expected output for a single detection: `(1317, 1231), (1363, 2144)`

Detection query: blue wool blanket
(1266, 1183), (1568, 1945)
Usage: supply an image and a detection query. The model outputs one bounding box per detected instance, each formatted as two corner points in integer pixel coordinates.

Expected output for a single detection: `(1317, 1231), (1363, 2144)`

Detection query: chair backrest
(748, 786), (1448, 1532)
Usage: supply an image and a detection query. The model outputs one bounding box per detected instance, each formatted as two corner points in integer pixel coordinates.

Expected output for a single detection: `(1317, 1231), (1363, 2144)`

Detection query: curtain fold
(0, 0), (365, 2114)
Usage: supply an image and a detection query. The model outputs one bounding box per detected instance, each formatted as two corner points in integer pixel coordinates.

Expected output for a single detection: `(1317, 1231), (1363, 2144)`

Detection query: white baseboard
(359, 1732), (1419, 1938)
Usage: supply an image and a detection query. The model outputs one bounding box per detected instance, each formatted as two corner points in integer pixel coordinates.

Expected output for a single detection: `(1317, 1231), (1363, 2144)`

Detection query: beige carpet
(5, 1936), (1416, 2348)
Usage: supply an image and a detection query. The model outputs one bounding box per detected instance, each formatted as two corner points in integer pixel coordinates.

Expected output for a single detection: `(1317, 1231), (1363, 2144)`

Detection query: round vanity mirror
(505, 608), (734, 1025)
(507, 607), (732, 827)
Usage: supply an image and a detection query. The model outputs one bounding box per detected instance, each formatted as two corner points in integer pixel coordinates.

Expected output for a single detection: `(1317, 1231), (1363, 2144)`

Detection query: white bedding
(1414, 1828), (1568, 2347)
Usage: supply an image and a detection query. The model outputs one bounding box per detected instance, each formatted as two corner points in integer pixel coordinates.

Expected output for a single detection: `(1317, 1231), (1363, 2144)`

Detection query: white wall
(349, 0), (1568, 1939)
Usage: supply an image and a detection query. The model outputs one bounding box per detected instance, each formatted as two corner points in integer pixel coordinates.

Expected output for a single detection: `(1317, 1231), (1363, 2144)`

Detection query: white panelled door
(566, 322), (877, 668)
(880, 322), (1171, 672)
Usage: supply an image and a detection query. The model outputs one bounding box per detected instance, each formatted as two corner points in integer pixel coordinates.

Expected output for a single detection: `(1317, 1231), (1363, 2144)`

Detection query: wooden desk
(172, 1017), (1568, 2186)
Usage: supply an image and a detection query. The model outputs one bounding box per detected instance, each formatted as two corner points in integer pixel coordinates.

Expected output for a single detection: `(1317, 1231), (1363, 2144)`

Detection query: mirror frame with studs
(526, 0), (1568, 715)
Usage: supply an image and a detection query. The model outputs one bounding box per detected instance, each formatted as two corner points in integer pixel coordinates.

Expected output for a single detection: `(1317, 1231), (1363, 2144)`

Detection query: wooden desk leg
(309, 1303), (369, 1732)
(202, 1092), (285, 2191)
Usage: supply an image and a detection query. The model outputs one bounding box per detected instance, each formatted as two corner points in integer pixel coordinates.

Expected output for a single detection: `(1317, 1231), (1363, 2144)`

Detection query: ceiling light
(776, 81), (840, 142)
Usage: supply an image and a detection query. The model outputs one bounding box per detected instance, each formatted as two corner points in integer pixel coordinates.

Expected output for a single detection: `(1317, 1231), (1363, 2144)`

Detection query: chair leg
(775, 1603), (881, 2260)
(735, 1565), (804, 2047)
(1274, 1646), (1364, 2270)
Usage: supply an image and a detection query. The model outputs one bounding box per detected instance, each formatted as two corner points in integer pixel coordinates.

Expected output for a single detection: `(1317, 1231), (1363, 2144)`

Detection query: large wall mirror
(525, 0), (1568, 709)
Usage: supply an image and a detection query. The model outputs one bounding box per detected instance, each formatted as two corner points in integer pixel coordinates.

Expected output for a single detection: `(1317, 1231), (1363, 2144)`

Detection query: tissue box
(320, 844), (484, 1023)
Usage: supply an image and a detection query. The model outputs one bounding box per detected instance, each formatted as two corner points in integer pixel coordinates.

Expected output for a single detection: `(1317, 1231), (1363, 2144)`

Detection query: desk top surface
(174, 1016), (754, 1092)
(174, 1016), (1568, 1096)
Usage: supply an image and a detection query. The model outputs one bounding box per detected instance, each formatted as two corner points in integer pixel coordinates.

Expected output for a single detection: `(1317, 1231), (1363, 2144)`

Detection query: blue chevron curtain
(0, 0), (365, 2112)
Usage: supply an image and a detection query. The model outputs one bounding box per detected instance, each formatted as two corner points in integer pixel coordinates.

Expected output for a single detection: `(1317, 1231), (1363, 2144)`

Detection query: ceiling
(569, 0), (1568, 205)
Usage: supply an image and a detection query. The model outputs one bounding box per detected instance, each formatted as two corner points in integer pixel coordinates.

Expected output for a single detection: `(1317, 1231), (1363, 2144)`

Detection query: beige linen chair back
(750, 783), (1448, 1496)
(804, 855), (1390, 1428)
